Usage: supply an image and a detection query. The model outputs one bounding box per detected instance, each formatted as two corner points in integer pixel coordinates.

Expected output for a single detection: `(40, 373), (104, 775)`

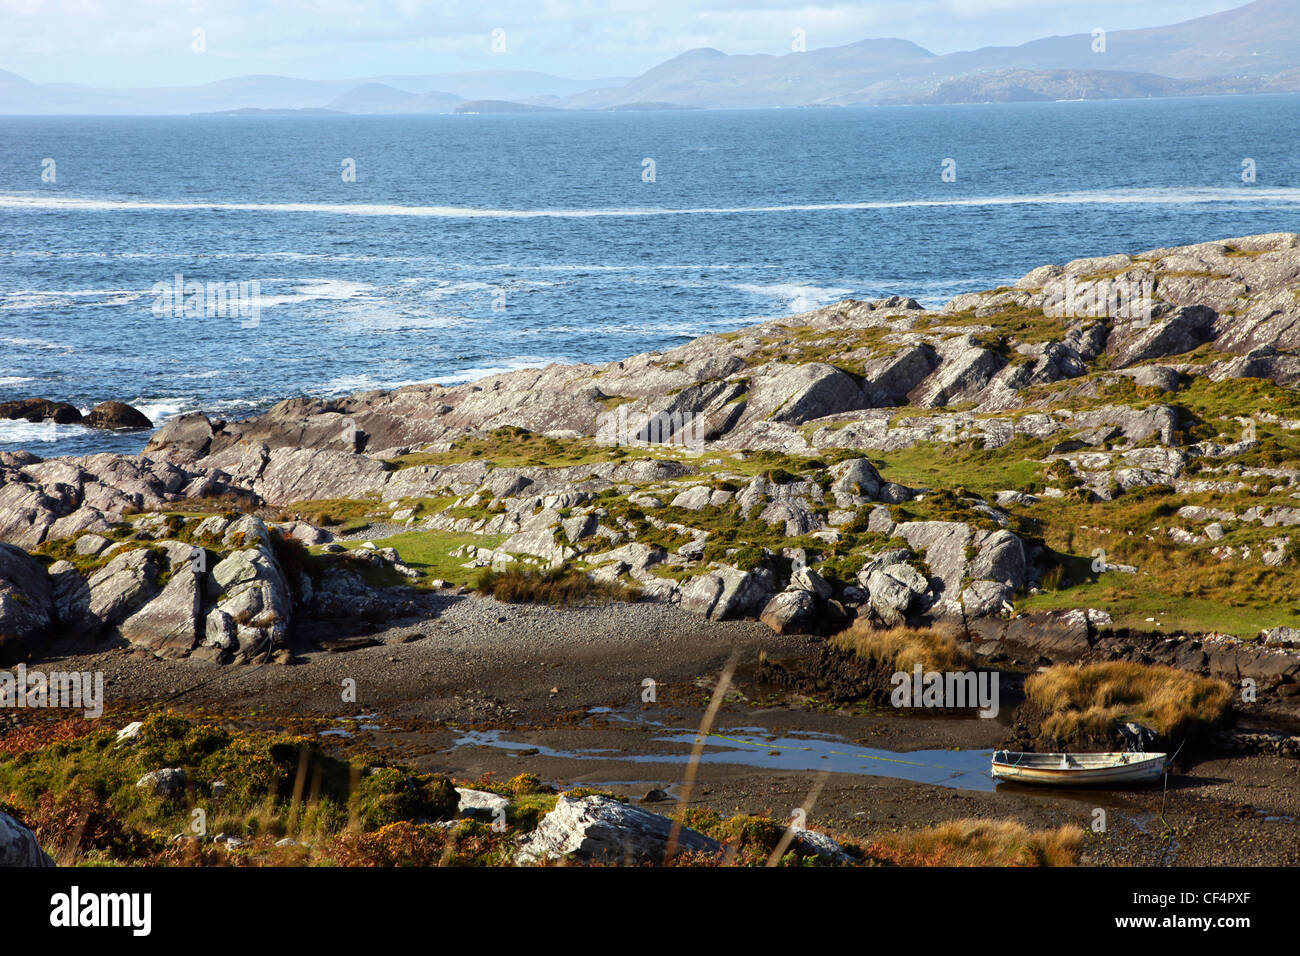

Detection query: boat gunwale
(991, 750), (1168, 771)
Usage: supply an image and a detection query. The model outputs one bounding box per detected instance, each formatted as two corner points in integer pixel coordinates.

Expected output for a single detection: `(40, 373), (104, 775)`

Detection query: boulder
(860, 345), (941, 405)
(791, 828), (854, 864)
(456, 788), (509, 819)
(789, 566), (832, 600)
(908, 340), (1005, 408)
(86, 547), (164, 628)
(143, 413), (216, 460)
(685, 566), (773, 620)
(970, 530), (1027, 589)
(1207, 346), (1300, 388)
(500, 528), (573, 565)
(135, 768), (187, 796)
(0, 811), (54, 867)
(202, 608), (239, 653)
(514, 795), (720, 865)
(760, 589), (818, 634)
(119, 566), (202, 658)
(1262, 627), (1300, 647)
(207, 528), (293, 661)
(960, 579), (1014, 617)
(865, 563), (929, 625)
(855, 549), (911, 586)
(48, 560), (93, 635)
(1127, 365), (1182, 392)
(828, 458), (884, 504)
(0, 543), (54, 664)
(0, 398), (82, 425)
(742, 362), (865, 425)
(895, 521), (973, 605)
(85, 401), (153, 430)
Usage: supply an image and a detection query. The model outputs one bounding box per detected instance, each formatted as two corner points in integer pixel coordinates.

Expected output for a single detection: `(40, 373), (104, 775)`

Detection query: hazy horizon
(2, 0), (1251, 89)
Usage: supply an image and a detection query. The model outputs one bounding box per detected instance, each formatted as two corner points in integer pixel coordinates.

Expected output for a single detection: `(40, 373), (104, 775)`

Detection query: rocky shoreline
(3, 232), (1300, 745)
(3, 235), (1300, 665)
(7, 225), (1300, 867)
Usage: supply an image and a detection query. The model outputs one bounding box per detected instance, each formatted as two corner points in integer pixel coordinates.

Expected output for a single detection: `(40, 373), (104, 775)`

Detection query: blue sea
(2, 94), (1299, 457)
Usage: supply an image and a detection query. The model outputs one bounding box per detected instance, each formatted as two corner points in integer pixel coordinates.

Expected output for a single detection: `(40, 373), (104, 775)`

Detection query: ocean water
(2, 93), (1299, 457)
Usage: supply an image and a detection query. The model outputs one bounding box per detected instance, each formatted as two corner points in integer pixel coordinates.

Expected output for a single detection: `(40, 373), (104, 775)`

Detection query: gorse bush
(354, 768), (458, 829)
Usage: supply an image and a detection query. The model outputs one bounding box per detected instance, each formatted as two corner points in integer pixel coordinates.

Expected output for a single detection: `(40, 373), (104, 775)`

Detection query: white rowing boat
(991, 750), (1169, 786)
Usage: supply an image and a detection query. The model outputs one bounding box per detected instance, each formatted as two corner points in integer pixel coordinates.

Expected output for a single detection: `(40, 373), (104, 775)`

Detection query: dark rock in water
(0, 397), (83, 424)
(85, 401), (153, 430)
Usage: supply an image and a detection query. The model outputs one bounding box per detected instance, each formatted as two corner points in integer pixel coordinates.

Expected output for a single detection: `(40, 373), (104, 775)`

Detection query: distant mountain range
(3, 0), (1298, 115)
(0, 69), (627, 115)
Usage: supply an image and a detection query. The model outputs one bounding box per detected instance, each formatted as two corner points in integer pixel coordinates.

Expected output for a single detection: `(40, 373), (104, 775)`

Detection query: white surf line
(2, 187), (1299, 219)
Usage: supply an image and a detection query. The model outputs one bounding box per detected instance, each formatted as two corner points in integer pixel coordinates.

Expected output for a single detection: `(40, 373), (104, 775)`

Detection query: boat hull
(991, 751), (1168, 787)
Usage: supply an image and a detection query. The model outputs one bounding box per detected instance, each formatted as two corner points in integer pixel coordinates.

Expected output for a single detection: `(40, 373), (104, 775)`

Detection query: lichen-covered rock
(514, 795), (720, 865)
(87, 547), (164, 628)
(1108, 305), (1217, 368)
(119, 566), (202, 659)
(680, 565), (773, 620)
(790, 566), (832, 600)
(865, 563), (929, 625)
(739, 362), (865, 425)
(760, 589), (818, 634)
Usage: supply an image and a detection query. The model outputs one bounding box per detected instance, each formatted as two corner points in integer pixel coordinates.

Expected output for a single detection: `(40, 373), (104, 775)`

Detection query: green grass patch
(326, 530), (507, 588)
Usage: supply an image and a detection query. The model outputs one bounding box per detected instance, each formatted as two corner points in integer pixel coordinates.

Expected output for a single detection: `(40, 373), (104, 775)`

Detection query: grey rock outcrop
(135, 768), (187, 796)
(514, 795), (720, 865)
(0, 543), (55, 664)
(679, 565), (773, 620)
(1108, 305), (1217, 367)
(0, 811), (54, 867)
(760, 589), (818, 634)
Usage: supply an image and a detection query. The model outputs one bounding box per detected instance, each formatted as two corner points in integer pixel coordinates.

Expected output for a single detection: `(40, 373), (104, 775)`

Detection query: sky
(1, 0), (1255, 87)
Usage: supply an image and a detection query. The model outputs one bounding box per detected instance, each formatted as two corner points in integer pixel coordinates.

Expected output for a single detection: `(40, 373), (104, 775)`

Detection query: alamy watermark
(151, 273), (262, 328)
(596, 405), (707, 452)
(890, 663), (999, 718)
(1, 664), (103, 718)
(1043, 272), (1153, 326)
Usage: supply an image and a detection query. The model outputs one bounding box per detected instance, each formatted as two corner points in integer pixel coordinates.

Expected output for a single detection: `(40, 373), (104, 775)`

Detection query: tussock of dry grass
(1026, 661), (1231, 739)
(474, 566), (641, 606)
(870, 819), (1082, 867)
(830, 623), (972, 673)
